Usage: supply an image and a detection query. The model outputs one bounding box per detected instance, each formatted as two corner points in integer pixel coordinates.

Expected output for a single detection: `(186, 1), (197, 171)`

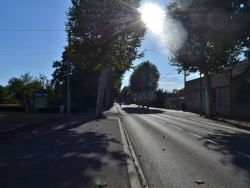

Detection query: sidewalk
(0, 106), (130, 188)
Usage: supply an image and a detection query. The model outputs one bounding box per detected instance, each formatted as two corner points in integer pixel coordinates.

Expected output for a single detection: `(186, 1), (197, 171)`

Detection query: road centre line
(204, 139), (217, 144)
(168, 124), (184, 131)
(156, 119), (165, 123)
(149, 115), (223, 145)
(189, 133), (219, 144)
(236, 151), (250, 159)
(189, 133), (202, 138)
(149, 115), (184, 131)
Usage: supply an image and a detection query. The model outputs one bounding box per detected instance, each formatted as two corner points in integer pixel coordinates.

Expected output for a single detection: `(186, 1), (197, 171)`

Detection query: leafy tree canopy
(167, 0), (244, 75)
(66, 0), (146, 72)
(7, 72), (49, 101)
(166, 0), (250, 117)
(129, 60), (160, 93)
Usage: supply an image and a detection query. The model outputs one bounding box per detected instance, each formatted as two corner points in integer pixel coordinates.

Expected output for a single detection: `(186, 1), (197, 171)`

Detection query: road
(118, 104), (250, 188)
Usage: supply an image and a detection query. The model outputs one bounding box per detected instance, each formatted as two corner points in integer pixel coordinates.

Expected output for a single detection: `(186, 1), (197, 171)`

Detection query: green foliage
(121, 86), (132, 99)
(51, 60), (68, 103)
(0, 85), (7, 104)
(59, 0), (146, 113)
(6, 72), (48, 104)
(120, 86), (132, 103)
(167, 0), (243, 75)
(66, 0), (146, 72)
(166, 0), (249, 116)
(129, 61), (160, 93)
(155, 89), (168, 108)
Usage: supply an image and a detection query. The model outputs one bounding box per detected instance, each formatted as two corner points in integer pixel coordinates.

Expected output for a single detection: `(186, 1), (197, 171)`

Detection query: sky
(0, 0), (199, 92)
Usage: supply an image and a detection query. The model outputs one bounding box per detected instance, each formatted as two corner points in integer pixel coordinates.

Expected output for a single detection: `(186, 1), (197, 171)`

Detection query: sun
(139, 3), (165, 35)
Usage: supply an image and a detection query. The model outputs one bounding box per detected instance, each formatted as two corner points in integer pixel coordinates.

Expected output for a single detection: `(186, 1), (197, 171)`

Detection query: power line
(145, 46), (169, 51)
(159, 68), (176, 81)
(0, 52), (61, 56)
(0, 29), (65, 32)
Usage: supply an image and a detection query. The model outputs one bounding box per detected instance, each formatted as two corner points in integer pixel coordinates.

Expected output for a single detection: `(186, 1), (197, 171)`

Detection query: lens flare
(163, 15), (187, 53)
(139, 3), (165, 35)
(139, 2), (187, 54)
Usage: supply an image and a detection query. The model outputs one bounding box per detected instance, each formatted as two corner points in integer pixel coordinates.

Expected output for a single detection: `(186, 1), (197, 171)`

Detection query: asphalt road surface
(118, 104), (250, 188)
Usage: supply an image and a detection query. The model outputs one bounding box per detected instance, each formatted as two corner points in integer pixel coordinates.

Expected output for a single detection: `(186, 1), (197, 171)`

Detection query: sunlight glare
(140, 3), (165, 35)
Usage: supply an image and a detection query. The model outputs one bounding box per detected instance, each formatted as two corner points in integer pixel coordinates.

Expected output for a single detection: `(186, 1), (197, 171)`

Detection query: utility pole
(67, 32), (71, 114)
(199, 72), (202, 116)
(184, 71), (187, 111)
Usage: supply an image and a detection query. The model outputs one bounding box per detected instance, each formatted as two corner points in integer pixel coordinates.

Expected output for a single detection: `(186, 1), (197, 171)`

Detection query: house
(185, 59), (250, 119)
(164, 88), (185, 110)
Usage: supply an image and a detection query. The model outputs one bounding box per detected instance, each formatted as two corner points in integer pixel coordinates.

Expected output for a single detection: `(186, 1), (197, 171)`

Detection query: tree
(167, 0), (243, 117)
(7, 72), (48, 104)
(7, 77), (24, 101)
(51, 60), (68, 99)
(0, 85), (7, 104)
(129, 61), (160, 108)
(66, 0), (146, 116)
(221, 1), (250, 59)
(155, 88), (168, 108)
(120, 86), (132, 104)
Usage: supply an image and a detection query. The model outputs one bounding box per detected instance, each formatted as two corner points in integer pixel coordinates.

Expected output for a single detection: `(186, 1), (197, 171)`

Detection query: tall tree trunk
(105, 74), (111, 110)
(96, 67), (108, 117)
(146, 90), (149, 109)
(203, 70), (213, 118)
(137, 93), (141, 107)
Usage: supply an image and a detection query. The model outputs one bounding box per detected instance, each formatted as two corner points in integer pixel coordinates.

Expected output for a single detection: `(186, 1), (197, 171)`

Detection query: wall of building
(186, 73), (231, 116)
(231, 72), (249, 102)
(231, 102), (250, 120)
(186, 89), (206, 114)
(215, 86), (230, 115)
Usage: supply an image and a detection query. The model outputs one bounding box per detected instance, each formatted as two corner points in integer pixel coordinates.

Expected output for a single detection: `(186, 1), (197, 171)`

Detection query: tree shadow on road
(122, 106), (164, 114)
(203, 129), (250, 182)
(0, 115), (129, 188)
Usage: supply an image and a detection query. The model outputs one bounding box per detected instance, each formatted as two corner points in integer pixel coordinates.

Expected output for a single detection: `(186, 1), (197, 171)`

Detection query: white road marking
(189, 133), (202, 138)
(205, 139), (217, 144)
(149, 115), (225, 144)
(236, 151), (250, 159)
(169, 124), (184, 131)
(156, 119), (165, 123)
(149, 115), (184, 131)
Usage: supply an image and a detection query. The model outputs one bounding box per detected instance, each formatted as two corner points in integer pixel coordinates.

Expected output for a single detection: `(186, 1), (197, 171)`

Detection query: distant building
(185, 59), (250, 119)
(164, 88), (185, 110)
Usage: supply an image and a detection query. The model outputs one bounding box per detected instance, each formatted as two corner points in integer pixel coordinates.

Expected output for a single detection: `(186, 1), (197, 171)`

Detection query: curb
(118, 118), (148, 188)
